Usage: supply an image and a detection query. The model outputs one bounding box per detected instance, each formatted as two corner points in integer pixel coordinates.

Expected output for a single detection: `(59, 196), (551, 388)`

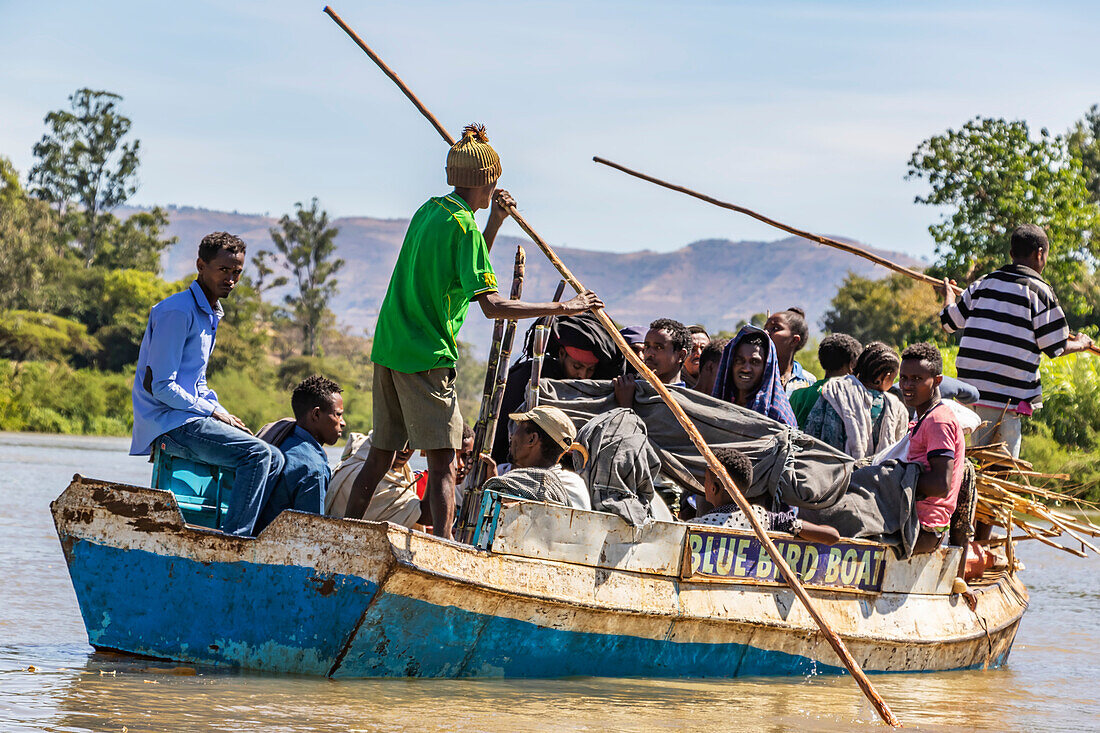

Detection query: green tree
(1068, 104), (1100, 203)
(821, 272), (946, 348)
(269, 198), (344, 356)
(906, 117), (1100, 321)
(0, 310), (100, 363)
(29, 89), (141, 264)
(0, 157), (63, 311)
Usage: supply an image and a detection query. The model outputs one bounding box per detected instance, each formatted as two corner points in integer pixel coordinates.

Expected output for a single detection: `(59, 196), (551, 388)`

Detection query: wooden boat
(51, 474), (1028, 678)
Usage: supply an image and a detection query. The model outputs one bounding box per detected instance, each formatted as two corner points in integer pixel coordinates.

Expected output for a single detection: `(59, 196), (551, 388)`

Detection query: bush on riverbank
(0, 360), (133, 435)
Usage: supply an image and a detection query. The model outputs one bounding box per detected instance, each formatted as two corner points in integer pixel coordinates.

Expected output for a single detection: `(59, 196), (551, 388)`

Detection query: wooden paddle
(322, 8), (900, 727)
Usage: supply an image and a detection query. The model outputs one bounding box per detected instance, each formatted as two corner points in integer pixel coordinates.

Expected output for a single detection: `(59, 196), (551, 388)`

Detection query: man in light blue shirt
(131, 231), (284, 536)
(256, 375), (345, 532)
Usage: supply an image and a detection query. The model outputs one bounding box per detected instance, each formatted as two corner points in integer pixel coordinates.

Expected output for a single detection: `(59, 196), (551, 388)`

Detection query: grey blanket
(802, 461), (922, 558)
(483, 468), (570, 506)
(540, 380), (853, 509)
(539, 379), (923, 555)
(572, 408), (664, 526)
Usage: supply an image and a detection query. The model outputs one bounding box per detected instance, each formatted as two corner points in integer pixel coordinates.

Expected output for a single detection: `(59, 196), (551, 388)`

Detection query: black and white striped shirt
(940, 264), (1068, 408)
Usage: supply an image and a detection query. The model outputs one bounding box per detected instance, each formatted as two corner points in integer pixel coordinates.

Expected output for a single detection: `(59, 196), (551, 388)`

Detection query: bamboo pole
(593, 155), (962, 296)
(458, 246), (525, 540)
(322, 9), (900, 727)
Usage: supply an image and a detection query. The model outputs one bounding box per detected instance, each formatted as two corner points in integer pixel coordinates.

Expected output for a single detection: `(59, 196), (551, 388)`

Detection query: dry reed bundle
(969, 445), (1100, 559)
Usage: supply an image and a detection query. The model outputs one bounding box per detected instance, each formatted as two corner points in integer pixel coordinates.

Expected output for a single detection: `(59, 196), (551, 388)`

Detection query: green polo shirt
(371, 194), (498, 373)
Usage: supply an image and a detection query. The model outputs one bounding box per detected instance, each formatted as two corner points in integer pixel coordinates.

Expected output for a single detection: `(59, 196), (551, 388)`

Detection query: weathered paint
(52, 477), (1028, 679)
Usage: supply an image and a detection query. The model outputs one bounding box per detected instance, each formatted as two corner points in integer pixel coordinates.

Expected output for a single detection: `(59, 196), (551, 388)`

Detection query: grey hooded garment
(538, 379), (923, 557)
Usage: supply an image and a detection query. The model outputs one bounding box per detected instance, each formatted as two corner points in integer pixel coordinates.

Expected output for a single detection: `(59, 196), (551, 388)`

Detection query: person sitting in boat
(789, 333), (862, 428)
(692, 337), (728, 396)
(710, 325), (798, 427)
(340, 123), (602, 539)
(897, 343), (967, 555)
(326, 434), (419, 525)
(491, 313), (624, 465)
(804, 342), (908, 458)
(255, 376), (345, 533)
(683, 325), (710, 390)
(612, 317), (691, 408)
(619, 325), (647, 361)
(130, 231), (286, 537)
(479, 406), (588, 509)
(763, 307), (817, 395)
(692, 447), (839, 544)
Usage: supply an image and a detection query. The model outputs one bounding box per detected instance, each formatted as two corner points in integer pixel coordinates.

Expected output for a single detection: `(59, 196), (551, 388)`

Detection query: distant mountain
(143, 204), (925, 357)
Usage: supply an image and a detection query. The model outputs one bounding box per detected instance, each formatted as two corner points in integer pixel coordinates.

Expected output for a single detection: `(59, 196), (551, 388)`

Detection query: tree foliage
(0, 311), (100, 363)
(906, 116), (1100, 321)
(821, 272), (946, 348)
(1068, 104), (1100, 203)
(29, 89), (142, 264)
(269, 198), (344, 356)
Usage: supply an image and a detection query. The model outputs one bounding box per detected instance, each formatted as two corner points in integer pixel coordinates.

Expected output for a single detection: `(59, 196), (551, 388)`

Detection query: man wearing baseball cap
(343, 124), (602, 539)
(481, 405), (591, 510)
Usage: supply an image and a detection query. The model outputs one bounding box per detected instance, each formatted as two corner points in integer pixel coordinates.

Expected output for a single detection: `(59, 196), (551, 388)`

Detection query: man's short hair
(1009, 224), (1049, 258)
(901, 342), (943, 377)
(688, 324), (709, 337)
(291, 375), (342, 419)
(198, 231), (247, 262)
(699, 338), (730, 369)
(855, 342), (901, 385)
(462, 423), (475, 442)
(712, 446), (753, 494)
(819, 333), (862, 372)
(649, 318), (691, 353)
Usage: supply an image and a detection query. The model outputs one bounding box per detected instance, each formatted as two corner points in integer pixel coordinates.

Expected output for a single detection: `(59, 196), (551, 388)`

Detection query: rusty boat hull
(52, 476), (1028, 678)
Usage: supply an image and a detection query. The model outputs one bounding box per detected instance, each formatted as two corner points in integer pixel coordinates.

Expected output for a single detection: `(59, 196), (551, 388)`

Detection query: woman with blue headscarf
(711, 325), (798, 428)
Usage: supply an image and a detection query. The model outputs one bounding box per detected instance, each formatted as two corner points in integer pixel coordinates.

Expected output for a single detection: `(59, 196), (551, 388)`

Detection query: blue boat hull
(53, 478), (1026, 679)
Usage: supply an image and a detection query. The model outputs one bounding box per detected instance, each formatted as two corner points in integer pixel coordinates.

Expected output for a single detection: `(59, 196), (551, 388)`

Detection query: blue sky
(2, 1), (1097, 260)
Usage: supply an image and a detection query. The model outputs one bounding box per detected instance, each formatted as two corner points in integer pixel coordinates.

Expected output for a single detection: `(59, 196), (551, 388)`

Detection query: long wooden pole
(593, 155), (960, 295)
(322, 9), (900, 727)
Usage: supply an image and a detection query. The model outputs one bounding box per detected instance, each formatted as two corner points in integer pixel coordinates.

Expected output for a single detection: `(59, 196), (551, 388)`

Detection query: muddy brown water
(1, 432), (1098, 732)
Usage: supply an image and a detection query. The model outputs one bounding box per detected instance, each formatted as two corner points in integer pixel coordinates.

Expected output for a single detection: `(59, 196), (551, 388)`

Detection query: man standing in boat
(342, 124), (602, 538)
(940, 224), (1093, 458)
(130, 232), (285, 537)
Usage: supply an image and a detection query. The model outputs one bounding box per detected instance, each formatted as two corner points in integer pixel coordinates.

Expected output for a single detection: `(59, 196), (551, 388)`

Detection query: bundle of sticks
(969, 445), (1100, 559)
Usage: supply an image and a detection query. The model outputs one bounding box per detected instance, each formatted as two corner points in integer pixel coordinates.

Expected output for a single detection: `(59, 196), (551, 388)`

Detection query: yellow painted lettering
(823, 548), (843, 582)
(689, 533), (703, 575)
(701, 536), (716, 574)
(783, 541), (802, 574)
(841, 548), (860, 585)
(715, 537), (735, 576)
(859, 550), (875, 587)
(733, 539), (752, 576)
(800, 544), (820, 582)
(756, 546), (773, 579)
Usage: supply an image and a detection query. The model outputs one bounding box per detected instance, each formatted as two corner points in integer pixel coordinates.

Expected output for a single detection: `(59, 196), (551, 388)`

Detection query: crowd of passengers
(131, 124), (1093, 564)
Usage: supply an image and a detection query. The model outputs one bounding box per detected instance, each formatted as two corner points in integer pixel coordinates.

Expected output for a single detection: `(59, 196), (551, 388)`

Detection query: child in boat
(130, 232), (285, 537)
(898, 343), (966, 554)
(692, 337), (729, 396)
(692, 447), (839, 545)
(764, 308), (816, 394)
(341, 124), (602, 539)
(256, 376), (345, 533)
(789, 333), (862, 428)
(478, 406), (587, 509)
(710, 326), (798, 427)
(803, 342), (908, 458)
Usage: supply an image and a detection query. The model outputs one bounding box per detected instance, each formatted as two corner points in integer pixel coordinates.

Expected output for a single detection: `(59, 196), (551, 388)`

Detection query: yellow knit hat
(446, 123), (502, 187)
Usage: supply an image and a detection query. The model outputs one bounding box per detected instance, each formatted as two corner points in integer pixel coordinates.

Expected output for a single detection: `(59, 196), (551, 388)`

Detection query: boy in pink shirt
(898, 343), (966, 554)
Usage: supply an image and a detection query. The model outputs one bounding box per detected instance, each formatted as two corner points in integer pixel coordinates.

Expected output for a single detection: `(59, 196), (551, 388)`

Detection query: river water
(1, 432), (1097, 732)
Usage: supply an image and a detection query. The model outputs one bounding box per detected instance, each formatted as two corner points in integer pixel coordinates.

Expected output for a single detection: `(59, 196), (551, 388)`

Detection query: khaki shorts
(372, 364), (463, 451)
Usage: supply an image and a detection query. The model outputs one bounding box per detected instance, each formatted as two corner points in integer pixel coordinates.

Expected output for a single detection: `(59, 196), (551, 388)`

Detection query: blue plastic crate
(151, 442), (235, 529)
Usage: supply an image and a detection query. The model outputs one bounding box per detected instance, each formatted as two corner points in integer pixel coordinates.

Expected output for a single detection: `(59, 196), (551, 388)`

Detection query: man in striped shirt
(939, 224), (1093, 458)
